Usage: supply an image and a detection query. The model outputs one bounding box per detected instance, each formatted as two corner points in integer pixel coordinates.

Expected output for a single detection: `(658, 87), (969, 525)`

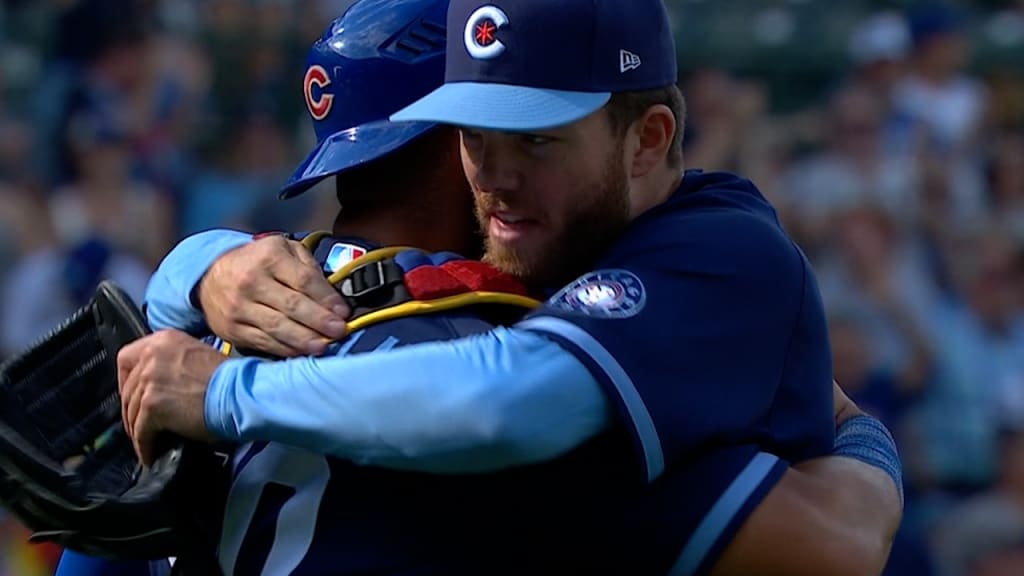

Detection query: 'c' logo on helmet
(304, 65), (334, 121)
(465, 6), (509, 60)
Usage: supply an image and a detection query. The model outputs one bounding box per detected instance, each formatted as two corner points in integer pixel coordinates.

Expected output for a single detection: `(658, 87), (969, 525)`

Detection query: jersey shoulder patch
(547, 269), (646, 319)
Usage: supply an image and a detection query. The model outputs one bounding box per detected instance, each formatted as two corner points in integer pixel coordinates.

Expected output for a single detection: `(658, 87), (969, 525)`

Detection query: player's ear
(628, 104), (675, 178)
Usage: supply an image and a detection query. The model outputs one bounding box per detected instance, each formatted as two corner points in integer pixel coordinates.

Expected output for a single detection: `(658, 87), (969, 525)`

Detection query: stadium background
(0, 0), (1022, 574)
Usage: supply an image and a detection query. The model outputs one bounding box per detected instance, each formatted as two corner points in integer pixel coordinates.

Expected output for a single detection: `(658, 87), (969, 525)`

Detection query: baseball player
(64, 0), (902, 574)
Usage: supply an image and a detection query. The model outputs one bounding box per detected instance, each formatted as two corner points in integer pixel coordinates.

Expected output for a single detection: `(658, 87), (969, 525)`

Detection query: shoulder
(621, 171), (787, 246)
(608, 171), (803, 280)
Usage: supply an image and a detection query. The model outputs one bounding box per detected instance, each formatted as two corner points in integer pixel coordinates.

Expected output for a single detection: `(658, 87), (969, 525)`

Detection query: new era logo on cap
(620, 50), (641, 73)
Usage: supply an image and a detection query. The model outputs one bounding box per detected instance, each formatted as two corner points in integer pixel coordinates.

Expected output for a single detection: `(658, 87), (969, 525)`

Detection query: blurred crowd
(1, 1), (1022, 575)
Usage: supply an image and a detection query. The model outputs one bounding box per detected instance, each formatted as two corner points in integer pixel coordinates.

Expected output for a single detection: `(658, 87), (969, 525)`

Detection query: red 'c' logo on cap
(304, 65), (334, 121)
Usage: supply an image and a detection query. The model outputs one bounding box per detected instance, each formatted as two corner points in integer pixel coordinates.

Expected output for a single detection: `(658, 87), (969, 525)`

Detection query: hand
(117, 330), (227, 466)
(198, 235), (350, 357)
(832, 379), (865, 427)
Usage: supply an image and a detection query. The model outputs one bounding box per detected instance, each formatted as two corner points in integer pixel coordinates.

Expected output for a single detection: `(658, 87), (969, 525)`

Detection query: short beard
(478, 148), (631, 292)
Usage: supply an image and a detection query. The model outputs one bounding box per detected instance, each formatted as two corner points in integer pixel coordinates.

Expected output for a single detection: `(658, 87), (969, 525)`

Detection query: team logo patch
(464, 5), (509, 60)
(548, 270), (646, 319)
(324, 243), (367, 273)
(304, 65), (334, 121)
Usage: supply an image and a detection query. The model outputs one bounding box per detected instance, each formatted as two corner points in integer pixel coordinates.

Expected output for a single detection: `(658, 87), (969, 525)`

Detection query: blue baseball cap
(390, 0), (678, 131)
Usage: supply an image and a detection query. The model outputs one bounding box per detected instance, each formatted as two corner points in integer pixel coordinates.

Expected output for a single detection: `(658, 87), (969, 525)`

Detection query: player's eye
(521, 134), (554, 146)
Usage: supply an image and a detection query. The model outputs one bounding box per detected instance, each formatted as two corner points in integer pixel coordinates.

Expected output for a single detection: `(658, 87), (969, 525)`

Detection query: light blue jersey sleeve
(144, 230), (252, 332)
(205, 327), (612, 473)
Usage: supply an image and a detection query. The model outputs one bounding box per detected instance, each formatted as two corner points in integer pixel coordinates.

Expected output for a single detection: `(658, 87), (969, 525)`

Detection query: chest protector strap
(301, 231), (541, 334)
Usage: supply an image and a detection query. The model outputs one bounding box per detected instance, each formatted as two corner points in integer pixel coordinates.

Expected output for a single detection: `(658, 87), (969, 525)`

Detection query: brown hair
(604, 84), (686, 168)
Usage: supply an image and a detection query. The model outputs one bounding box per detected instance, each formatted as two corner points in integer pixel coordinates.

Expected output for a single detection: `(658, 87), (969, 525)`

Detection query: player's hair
(605, 84), (686, 168)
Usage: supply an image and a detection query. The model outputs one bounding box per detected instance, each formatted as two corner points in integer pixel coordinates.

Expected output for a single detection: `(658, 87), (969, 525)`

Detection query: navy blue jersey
(521, 169), (835, 478)
(516, 169), (835, 572)
(213, 171), (835, 576)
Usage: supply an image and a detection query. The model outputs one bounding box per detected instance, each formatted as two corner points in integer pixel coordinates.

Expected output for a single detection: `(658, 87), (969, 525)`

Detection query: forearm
(711, 415), (902, 576)
(143, 230), (252, 331)
(711, 457), (899, 576)
(205, 328), (612, 473)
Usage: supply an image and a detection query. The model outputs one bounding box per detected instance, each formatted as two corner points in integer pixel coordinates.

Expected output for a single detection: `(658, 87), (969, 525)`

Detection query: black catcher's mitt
(0, 280), (219, 561)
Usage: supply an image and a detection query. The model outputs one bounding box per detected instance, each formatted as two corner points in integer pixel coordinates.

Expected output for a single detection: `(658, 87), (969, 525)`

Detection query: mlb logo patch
(324, 243), (367, 273)
(549, 269), (646, 319)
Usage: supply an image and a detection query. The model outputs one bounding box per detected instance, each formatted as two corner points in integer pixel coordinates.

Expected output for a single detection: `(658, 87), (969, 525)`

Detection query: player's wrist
(192, 244), (240, 315)
(832, 414), (903, 506)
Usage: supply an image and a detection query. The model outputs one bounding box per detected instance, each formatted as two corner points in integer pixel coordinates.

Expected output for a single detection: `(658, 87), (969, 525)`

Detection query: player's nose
(472, 134), (523, 196)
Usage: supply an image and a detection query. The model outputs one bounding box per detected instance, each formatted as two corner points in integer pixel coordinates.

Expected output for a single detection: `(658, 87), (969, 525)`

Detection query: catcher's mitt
(0, 280), (223, 562)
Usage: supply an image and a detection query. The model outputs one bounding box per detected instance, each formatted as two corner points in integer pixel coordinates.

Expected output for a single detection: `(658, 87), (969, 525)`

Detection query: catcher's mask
(0, 280), (226, 562)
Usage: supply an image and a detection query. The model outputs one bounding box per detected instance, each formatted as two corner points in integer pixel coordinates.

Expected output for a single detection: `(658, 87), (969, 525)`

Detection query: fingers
(116, 331), (221, 466)
(236, 239), (347, 345)
(285, 240), (349, 311)
(123, 361), (146, 441)
(133, 406), (156, 468)
(202, 237), (349, 354)
(248, 287), (347, 348)
(289, 240), (326, 274)
(230, 313), (327, 357)
(117, 342), (143, 436)
(275, 241), (350, 319)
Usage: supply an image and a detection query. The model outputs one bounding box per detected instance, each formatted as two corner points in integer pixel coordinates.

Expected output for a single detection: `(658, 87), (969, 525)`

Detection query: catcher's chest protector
(217, 232), (540, 358)
(0, 234), (538, 571)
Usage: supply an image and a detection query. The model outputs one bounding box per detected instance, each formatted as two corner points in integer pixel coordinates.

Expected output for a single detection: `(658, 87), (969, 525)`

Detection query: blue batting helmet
(279, 0), (448, 199)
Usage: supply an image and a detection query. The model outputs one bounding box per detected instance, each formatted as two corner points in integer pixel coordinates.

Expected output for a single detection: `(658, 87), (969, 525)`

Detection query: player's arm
(708, 383), (901, 576)
(205, 211), (827, 479)
(205, 334), (899, 574)
(143, 229), (252, 332)
(205, 326), (613, 473)
(143, 230), (346, 356)
(635, 386), (900, 576)
(711, 452), (900, 576)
